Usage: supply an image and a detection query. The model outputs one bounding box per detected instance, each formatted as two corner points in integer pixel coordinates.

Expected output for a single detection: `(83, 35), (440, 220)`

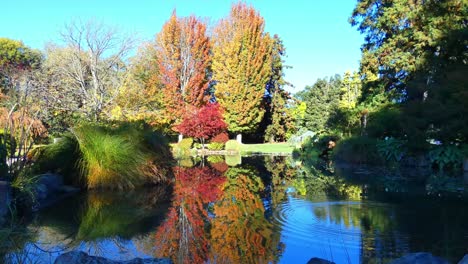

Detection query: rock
(389, 252), (449, 264)
(0, 181), (12, 223)
(54, 251), (173, 264)
(459, 254), (468, 264)
(307, 257), (335, 264)
(33, 173), (79, 210)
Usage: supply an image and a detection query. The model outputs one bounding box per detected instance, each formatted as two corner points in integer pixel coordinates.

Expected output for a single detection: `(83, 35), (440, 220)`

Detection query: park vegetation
(0, 0), (467, 195)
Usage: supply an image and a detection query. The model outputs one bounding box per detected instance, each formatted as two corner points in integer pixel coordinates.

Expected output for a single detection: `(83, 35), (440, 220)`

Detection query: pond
(1, 156), (468, 264)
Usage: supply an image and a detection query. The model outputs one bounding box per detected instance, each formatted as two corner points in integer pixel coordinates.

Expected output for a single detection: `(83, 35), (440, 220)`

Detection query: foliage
(225, 140), (241, 152)
(428, 145), (463, 171)
(333, 136), (382, 165)
(175, 103), (227, 148)
(349, 0), (468, 152)
(376, 138), (406, 163)
(211, 132), (229, 143)
(263, 35), (295, 142)
(39, 20), (135, 122)
(0, 38), (41, 92)
(70, 123), (173, 189)
(155, 12), (211, 127)
(173, 138), (194, 158)
(212, 2), (273, 134)
(207, 142), (224, 151)
(30, 133), (81, 185)
(295, 75), (341, 135)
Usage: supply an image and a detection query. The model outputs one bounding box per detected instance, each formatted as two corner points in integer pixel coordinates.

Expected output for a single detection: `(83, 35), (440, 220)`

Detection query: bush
(208, 142), (224, 150)
(428, 145), (463, 171)
(173, 138), (194, 157)
(212, 132), (229, 143)
(72, 123), (173, 189)
(333, 136), (382, 165)
(225, 140), (241, 152)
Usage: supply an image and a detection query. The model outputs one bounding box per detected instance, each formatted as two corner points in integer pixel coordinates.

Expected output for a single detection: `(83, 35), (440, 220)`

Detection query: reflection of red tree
(154, 166), (225, 264)
(210, 162), (229, 174)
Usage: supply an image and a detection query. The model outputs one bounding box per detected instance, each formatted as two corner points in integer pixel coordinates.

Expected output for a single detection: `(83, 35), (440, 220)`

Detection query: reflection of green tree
(264, 156), (296, 206)
(297, 163), (362, 201)
(38, 187), (170, 243)
(209, 167), (282, 263)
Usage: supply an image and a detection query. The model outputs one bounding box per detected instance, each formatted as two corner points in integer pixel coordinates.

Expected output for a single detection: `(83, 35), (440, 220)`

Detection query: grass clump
(72, 123), (173, 189)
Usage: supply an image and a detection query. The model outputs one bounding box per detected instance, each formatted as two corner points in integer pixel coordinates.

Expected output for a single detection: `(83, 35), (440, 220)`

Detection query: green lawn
(240, 142), (294, 154)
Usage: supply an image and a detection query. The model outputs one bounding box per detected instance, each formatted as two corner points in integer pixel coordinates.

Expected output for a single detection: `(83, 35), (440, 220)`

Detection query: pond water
(1, 156), (468, 264)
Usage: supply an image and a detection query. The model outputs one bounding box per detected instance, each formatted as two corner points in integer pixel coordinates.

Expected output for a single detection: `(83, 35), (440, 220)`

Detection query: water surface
(1, 156), (467, 263)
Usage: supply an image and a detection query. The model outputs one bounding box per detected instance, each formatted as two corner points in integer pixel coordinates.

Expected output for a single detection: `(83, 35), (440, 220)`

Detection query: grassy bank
(239, 142), (294, 154)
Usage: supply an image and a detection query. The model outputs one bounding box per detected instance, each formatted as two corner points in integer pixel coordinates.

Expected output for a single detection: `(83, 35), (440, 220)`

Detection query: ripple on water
(271, 196), (397, 251)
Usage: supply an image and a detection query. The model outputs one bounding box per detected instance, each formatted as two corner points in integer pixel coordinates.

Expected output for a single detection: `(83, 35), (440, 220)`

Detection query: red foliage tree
(176, 103), (227, 148)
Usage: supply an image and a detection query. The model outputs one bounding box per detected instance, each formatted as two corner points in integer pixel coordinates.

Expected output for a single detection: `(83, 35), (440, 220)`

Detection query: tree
(175, 103), (227, 149)
(350, 0), (468, 147)
(0, 38), (47, 178)
(295, 75), (341, 135)
(0, 38), (42, 93)
(264, 35), (295, 142)
(212, 2), (273, 136)
(155, 12), (211, 128)
(39, 20), (135, 122)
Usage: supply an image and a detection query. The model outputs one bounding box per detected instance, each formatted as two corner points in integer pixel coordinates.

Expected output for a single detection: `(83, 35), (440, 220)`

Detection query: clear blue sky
(0, 0), (364, 93)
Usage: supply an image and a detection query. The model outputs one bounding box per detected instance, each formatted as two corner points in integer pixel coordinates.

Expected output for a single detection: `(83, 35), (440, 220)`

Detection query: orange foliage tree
(212, 2), (273, 136)
(155, 12), (211, 128)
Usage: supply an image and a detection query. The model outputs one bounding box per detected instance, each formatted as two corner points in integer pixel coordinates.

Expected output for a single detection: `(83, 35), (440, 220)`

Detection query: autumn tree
(0, 38), (47, 178)
(175, 103), (227, 149)
(212, 2), (273, 138)
(39, 20), (135, 122)
(155, 12), (211, 128)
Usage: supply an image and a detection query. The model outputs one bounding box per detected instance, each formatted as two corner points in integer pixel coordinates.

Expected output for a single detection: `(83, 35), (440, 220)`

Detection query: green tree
(295, 75), (341, 135)
(264, 35), (295, 142)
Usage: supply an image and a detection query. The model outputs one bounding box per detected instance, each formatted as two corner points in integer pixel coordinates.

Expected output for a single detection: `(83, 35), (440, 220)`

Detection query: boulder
(307, 257), (335, 264)
(54, 251), (173, 264)
(459, 254), (468, 264)
(0, 181), (11, 223)
(33, 173), (79, 210)
(389, 252), (449, 264)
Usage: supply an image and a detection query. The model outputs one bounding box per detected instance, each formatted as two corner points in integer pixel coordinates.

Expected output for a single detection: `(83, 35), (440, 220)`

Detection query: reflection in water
(154, 166), (225, 264)
(209, 167), (281, 264)
(1, 156), (468, 264)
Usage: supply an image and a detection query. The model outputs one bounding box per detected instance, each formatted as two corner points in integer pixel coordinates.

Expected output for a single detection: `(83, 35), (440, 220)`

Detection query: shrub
(212, 132), (229, 143)
(428, 145), (463, 171)
(225, 140), (241, 152)
(333, 136), (382, 165)
(208, 142), (224, 150)
(71, 123), (173, 189)
(376, 137), (406, 162)
(173, 138), (194, 157)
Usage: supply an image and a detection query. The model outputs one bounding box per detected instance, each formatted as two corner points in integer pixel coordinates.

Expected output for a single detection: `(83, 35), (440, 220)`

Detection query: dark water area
(1, 156), (467, 264)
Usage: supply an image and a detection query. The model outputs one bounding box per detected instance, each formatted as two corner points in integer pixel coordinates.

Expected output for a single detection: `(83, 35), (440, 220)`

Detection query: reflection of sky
(278, 195), (362, 264)
(16, 234), (153, 264)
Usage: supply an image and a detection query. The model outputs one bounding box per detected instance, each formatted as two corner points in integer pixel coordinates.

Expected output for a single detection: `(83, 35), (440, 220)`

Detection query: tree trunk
(178, 134), (183, 143)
